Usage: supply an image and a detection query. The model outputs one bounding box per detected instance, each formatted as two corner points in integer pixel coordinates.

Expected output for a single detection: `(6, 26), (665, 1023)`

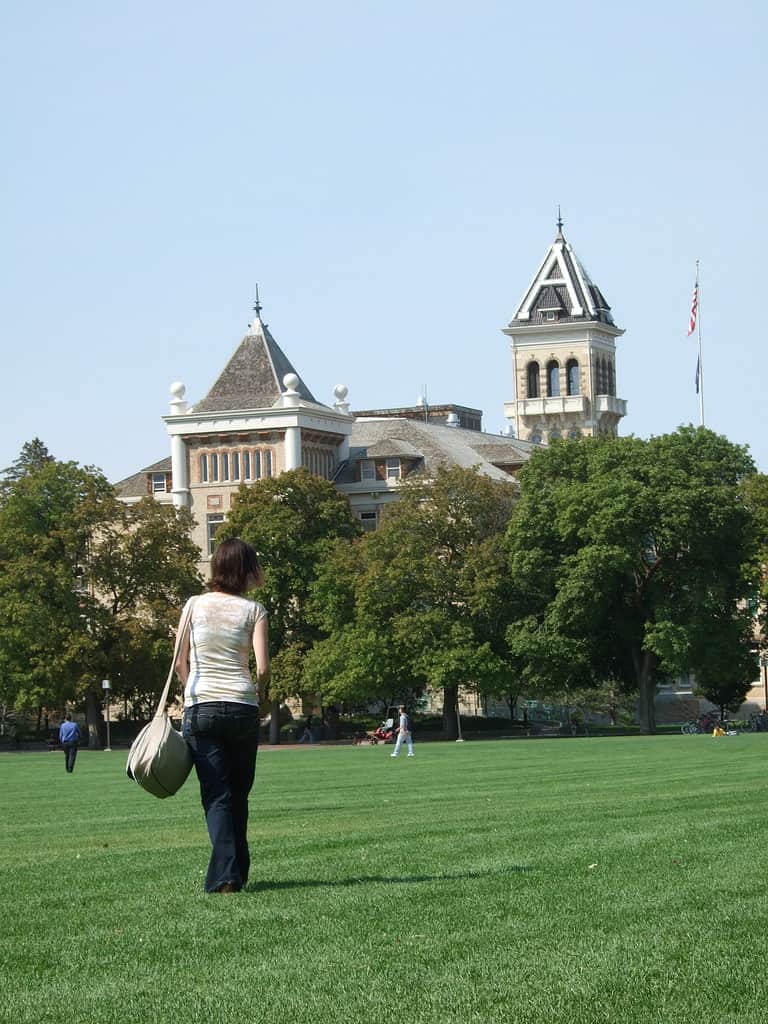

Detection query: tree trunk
(85, 687), (106, 749)
(443, 685), (459, 740)
(634, 650), (658, 735)
(268, 697), (281, 745)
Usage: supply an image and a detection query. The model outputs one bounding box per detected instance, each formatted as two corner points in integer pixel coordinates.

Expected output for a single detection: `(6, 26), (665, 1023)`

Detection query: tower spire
(247, 284), (266, 337)
(556, 206), (564, 239)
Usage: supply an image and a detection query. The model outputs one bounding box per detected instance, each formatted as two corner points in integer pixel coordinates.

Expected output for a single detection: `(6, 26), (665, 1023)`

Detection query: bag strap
(154, 597), (197, 718)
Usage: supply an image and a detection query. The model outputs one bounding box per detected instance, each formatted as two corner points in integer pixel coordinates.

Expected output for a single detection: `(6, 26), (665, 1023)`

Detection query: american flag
(687, 281), (698, 336)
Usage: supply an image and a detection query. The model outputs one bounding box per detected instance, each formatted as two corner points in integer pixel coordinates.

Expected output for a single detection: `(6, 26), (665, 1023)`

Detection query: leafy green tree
(82, 496), (202, 737)
(221, 468), (360, 742)
(306, 466), (517, 738)
(1, 438), (54, 498)
(0, 446), (202, 743)
(0, 454), (113, 716)
(505, 427), (758, 733)
(743, 472), (768, 645)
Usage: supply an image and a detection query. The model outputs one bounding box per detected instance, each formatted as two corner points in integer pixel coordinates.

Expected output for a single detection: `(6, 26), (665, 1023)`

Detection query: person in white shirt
(176, 538), (270, 894)
(390, 705), (414, 758)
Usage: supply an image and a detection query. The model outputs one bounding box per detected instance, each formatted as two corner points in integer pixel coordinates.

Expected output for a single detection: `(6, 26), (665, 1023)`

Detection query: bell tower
(503, 218), (626, 443)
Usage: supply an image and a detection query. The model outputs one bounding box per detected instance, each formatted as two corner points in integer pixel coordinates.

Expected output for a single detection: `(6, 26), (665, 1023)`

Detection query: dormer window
(386, 458), (401, 481)
(152, 473), (167, 493)
(539, 307), (560, 322)
(361, 459), (375, 481)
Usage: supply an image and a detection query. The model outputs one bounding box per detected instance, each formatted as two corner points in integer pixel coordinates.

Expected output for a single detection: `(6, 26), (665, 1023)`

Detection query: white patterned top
(183, 592), (267, 708)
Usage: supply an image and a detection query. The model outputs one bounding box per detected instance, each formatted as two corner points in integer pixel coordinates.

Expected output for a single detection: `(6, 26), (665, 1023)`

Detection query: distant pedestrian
(390, 705), (414, 758)
(59, 713), (81, 773)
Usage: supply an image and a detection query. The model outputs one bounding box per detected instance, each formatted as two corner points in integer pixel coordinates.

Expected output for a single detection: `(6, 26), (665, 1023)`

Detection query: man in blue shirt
(59, 713), (81, 773)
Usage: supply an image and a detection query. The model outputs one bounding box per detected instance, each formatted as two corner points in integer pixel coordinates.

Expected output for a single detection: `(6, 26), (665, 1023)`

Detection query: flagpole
(696, 260), (704, 426)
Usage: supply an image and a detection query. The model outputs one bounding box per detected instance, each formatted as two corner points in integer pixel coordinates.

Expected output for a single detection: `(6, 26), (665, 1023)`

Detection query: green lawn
(1, 735), (767, 1024)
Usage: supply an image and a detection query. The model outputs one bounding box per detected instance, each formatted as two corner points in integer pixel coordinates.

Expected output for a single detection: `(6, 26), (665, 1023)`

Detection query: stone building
(503, 219), (627, 444)
(116, 293), (540, 561)
(115, 220), (624, 572)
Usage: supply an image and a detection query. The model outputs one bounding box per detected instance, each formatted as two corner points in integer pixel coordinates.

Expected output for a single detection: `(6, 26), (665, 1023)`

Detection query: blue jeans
(182, 701), (260, 893)
(62, 742), (78, 772)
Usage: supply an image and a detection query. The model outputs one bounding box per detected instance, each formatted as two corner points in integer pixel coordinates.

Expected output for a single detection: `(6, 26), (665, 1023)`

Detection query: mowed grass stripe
(1, 735), (767, 1024)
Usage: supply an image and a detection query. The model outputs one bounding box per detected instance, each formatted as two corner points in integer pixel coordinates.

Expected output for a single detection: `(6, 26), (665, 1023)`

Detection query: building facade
(116, 222), (622, 566)
(503, 221), (627, 444)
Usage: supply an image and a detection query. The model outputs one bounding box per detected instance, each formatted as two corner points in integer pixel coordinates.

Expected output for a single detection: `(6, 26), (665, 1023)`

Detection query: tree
(81, 496), (202, 740)
(1, 438), (54, 498)
(220, 468), (360, 743)
(0, 454), (113, 715)
(504, 427), (759, 733)
(743, 472), (768, 645)
(306, 466), (517, 738)
(0, 445), (202, 743)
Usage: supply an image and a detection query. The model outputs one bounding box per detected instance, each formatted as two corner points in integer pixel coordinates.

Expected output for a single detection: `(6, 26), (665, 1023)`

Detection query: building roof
(193, 313), (317, 413)
(335, 417), (536, 484)
(508, 225), (619, 329)
(114, 456), (172, 498)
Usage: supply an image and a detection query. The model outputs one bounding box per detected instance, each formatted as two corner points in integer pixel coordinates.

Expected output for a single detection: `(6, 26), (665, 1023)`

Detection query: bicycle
(681, 713), (721, 735)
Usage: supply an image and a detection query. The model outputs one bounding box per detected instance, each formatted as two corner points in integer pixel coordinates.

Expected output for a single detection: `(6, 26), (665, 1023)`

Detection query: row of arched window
(199, 448), (274, 484)
(595, 356), (616, 397)
(527, 359), (580, 399)
(529, 428), (582, 444)
(526, 356), (616, 399)
(302, 447), (336, 480)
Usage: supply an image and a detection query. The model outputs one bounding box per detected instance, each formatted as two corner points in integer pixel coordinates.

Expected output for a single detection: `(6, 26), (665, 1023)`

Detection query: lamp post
(102, 679), (112, 751)
(761, 655), (768, 713)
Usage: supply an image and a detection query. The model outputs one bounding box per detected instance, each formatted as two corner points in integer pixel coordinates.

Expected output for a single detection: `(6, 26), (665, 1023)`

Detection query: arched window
(243, 451), (251, 480)
(264, 450), (273, 477)
(199, 454), (208, 483)
(547, 360), (560, 397)
(530, 430), (542, 444)
(210, 453), (219, 482)
(608, 360), (615, 397)
(566, 359), (580, 396)
(596, 357), (606, 395)
(549, 429), (561, 441)
(568, 428), (581, 440)
(527, 361), (540, 399)
(253, 450), (262, 479)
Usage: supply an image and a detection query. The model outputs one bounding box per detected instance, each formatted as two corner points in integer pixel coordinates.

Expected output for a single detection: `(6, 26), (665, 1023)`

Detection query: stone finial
(169, 381), (188, 415)
(282, 373), (301, 407)
(333, 384), (350, 415)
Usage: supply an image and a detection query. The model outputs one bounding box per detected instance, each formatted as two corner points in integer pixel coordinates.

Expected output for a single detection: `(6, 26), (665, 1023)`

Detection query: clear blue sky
(2, 0), (765, 480)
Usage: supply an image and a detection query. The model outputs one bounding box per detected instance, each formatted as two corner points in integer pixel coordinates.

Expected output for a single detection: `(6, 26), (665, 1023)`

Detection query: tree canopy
(305, 465), (517, 737)
(0, 444), (202, 741)
(221, 468), (360, 741)
(504, 427), (759, 732)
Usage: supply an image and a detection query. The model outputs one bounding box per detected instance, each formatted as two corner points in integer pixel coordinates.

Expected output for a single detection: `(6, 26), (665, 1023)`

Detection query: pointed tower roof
(194, 303), (317, 414)
(509, 219), (619, 330)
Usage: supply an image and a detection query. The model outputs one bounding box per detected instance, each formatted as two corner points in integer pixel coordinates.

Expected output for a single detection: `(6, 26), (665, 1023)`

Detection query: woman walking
(176, 538), (270, 894)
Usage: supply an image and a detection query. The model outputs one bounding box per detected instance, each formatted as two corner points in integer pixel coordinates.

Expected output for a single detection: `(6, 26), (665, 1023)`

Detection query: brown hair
(209, 538), (263, 595)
